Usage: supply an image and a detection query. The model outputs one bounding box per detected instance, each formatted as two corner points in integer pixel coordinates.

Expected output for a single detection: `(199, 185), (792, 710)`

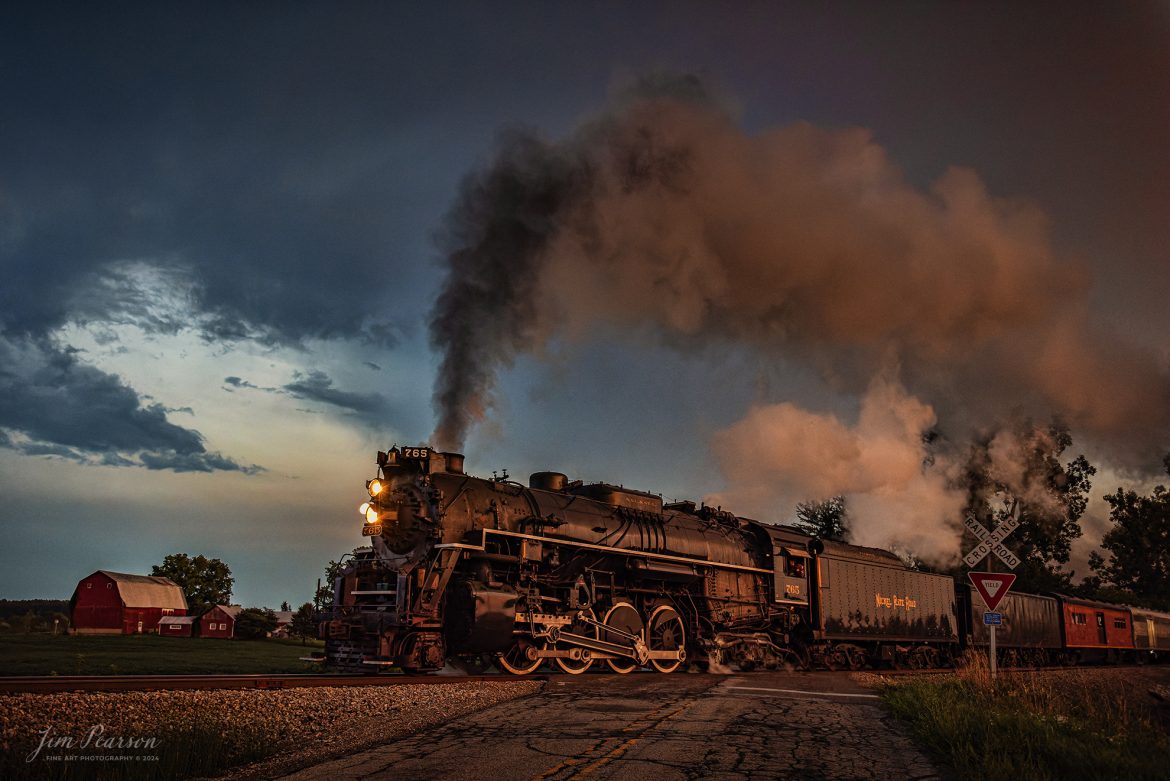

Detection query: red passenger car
(1057, 595), (1134, 662)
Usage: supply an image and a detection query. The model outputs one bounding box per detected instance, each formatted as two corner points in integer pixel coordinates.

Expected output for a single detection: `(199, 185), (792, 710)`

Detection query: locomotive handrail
(485, 527), (772, 574)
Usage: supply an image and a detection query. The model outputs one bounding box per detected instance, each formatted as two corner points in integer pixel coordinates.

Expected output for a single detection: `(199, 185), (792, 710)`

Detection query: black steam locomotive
(322, 446), (960, 673)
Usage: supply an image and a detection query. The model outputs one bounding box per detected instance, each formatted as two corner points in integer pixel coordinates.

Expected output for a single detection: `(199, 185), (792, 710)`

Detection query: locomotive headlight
(365, 507), (380, 525)
(367, 479), (384, 497)
(358, 502), (371, 517)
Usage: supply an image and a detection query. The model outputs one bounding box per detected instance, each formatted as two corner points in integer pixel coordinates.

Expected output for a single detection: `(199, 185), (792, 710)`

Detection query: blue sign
(983, 612), (1003, 626)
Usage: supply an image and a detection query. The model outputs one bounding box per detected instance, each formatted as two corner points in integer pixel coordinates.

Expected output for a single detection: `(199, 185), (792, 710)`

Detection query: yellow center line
(530, 699), (684, 781)
(566, 696), (692, 776)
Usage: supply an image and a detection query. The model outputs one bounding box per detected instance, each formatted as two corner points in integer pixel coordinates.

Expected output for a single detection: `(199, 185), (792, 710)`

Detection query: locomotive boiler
(323, 446), (959, 674)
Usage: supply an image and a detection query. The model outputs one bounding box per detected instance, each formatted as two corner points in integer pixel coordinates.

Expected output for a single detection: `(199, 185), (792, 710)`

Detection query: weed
(882, 653), (1170, 780)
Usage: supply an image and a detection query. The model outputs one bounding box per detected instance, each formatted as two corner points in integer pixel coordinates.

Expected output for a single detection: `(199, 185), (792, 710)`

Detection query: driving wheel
(601, 602), (643, 674)
(555, 610), (597, 674)
(497, 638), (542, 675)
(647, 605), (686, 674)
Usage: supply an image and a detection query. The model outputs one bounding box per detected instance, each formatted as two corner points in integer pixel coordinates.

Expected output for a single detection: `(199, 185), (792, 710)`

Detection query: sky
(1, 2), (1167, 607)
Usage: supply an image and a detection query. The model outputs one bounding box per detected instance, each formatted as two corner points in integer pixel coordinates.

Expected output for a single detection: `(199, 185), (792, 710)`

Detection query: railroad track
(0, 672), (536, 694)
(3, 662), (1147, 694)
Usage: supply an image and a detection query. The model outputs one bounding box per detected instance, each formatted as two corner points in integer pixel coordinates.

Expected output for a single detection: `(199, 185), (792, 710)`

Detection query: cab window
(785, 556), (807, 578)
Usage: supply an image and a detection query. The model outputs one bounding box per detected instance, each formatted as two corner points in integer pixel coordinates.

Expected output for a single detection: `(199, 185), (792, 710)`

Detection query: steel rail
(2, 662), (1150, 693)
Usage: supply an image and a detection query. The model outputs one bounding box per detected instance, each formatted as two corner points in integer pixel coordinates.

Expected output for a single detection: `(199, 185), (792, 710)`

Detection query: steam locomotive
(322, 446), (963, 673)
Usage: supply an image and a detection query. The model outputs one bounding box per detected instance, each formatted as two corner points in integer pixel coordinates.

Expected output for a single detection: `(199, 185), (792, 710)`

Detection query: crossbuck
(962, 513), (1021, 570)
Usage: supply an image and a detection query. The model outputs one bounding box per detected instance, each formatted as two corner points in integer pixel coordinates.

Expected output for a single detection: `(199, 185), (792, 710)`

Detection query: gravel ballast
(2, 679), (542, 779)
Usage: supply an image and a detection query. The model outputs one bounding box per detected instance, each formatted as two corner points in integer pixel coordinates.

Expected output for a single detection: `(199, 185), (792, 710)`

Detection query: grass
(881, 651), (1170, 781)
(0, 633), (324, 676)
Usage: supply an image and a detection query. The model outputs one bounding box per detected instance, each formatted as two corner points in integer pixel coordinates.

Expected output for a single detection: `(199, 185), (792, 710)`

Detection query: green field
(0, 633), (324, 676)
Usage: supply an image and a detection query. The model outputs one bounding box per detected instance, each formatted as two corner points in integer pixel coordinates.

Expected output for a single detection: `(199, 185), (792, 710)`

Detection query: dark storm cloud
(283, 371), (390, 418)
(0, 6), (457, 471)
(222, 370), (390, 421)
(0, 336), (260, 473)
(138, 450), (264, 475)
(13, 441), (86, 461)
(0, 5), (477, 350)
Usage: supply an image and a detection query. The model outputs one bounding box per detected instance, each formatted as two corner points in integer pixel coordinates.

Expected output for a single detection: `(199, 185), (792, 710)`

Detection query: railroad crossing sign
(962, 512), (1021, 570)
(968, 572), (1017, 612)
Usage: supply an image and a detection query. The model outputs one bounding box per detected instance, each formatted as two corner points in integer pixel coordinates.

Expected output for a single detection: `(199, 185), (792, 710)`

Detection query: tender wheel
(847, 647), (865, 671)
(602, 602), (643, 674)
(647, 605), (686, 674)
(824, 650), (845, 672)
(555, 610), (597, 675)
(498, 639), (542, 675)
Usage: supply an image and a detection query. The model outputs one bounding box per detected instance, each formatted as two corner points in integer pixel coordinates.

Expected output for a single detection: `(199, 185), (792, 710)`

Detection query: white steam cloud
(707, 374), (966, 562)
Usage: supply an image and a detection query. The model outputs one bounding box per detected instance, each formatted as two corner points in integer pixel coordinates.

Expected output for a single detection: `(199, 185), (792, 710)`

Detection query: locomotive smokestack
(443, 452), (465, 475)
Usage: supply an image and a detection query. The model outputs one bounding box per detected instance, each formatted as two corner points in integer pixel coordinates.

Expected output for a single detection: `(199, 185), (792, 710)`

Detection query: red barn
(200, 605), (242, 639)
(70, 571), (188, 634)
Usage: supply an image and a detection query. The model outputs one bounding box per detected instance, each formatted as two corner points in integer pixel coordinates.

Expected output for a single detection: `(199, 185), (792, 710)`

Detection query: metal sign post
(963, 503), (1020, 678)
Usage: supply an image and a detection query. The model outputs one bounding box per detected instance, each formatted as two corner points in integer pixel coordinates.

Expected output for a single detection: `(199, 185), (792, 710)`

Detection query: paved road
(278, 671), (939, 781)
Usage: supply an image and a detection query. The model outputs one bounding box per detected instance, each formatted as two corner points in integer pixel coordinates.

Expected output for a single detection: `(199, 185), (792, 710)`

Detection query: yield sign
(968, 572), (1017, 612)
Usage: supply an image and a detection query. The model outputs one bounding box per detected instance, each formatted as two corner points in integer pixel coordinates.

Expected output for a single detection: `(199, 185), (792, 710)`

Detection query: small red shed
(200, 605), (242, 639)
(70, 571), (188, 635)
(158, 615), (198, 637)
(1058, 595), (1134, 661)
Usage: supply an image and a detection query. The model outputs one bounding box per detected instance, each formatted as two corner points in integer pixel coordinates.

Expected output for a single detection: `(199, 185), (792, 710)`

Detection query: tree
(233, 607), (278, 640)
(280, 600), (291, 612)
(960, 420), (1095, 593)
(793, 496), (848, 542)
(290, 602), (317, 644)
(152, 554), (234, 615)
(315, 559), (345, 610)
(1088, 459), (1170, 609)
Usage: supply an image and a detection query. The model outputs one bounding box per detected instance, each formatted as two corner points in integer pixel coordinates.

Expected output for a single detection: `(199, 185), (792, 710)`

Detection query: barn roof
(98, 571), (188, 610)
(207, 604), (242, 619)
(157, 615), (198, 625)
